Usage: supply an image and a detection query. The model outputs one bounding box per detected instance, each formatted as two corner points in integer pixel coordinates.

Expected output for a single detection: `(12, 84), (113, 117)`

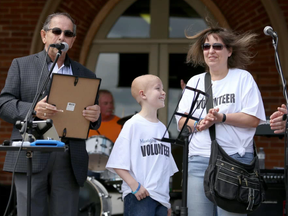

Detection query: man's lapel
(70, 60), (82, 76)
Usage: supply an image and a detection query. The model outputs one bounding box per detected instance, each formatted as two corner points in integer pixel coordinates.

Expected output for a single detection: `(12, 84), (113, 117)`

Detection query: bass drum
(78, 177), (112, 216)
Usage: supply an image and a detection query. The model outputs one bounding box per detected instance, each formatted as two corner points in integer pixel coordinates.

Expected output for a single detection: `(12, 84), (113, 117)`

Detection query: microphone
(50, 42), (69, 52)
(263, 26), (278, 39)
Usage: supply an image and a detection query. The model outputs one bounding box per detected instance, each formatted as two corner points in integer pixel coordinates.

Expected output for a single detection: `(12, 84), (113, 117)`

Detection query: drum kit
(79, 115), (133, 216)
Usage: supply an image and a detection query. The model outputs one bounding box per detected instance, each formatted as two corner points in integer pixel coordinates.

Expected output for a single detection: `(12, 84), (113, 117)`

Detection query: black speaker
(248, 169), (285, 216)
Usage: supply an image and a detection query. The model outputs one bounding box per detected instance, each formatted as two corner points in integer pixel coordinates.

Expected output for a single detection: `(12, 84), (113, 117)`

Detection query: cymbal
(117, 114), (134, 125)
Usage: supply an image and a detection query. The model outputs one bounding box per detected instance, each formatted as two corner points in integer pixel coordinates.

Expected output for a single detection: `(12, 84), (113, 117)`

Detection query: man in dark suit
(0, 12), (101, 216)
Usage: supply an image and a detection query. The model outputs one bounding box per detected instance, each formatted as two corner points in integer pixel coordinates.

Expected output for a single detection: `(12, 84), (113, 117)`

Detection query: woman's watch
(222, 113), (226, 122)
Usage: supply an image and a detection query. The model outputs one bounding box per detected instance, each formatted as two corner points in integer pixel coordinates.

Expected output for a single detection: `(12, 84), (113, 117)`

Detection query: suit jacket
(0, 50), (101, 186)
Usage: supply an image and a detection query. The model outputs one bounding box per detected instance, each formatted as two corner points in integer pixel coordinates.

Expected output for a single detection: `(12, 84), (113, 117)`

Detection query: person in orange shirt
(88, 89), (122, 143)
(87, 90), (122, 179)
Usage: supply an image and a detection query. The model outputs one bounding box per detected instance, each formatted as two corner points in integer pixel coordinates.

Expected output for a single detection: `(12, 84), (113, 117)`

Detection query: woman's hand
(198, 108), (219, 131)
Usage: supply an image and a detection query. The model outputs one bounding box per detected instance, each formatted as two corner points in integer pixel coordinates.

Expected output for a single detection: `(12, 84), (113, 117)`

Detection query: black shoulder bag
(203, 72), (265, 213)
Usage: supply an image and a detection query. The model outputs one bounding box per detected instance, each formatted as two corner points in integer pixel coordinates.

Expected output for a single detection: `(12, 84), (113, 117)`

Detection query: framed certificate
(47, 74), (101, 139)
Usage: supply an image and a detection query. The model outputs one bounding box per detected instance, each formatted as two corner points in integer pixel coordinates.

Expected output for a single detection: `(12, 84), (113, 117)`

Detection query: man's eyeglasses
(46, 27), (75, 37)
(202, 43), (225, 51)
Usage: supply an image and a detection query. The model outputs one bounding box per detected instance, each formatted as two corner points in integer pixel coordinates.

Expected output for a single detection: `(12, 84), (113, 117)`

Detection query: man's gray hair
(42, 12), (76, 36)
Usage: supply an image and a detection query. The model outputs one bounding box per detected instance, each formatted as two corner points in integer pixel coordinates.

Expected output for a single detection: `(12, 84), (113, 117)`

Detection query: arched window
(86, 0), (214, 138)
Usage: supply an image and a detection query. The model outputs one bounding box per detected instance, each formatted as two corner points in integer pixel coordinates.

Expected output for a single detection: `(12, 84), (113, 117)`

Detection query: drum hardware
(86, 136), (114, 172)
(78, 177), (112, 216)
(117, 114), (134, 125)
(99, 193), (111, 199)
(78, 177), (124, 216)
(100, 170), (123, 193)
(79, 202), (96, 216)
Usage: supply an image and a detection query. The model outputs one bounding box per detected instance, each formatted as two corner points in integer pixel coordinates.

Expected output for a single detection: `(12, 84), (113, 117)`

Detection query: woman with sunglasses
(176, 27), (266, 216)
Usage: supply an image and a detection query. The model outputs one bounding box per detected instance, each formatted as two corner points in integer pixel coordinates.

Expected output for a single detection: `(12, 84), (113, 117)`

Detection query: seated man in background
(87, 90), (122, 179)
(88, 89), (122, 143)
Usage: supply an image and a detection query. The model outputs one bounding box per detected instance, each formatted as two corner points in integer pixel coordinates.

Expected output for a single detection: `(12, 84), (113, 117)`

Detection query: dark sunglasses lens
(64, 30), (74, 37)
(51, 28), (62, 35)
(203, 43), (224, 51)
(213, 44), (223, 50)
(202, 44), (211, 50)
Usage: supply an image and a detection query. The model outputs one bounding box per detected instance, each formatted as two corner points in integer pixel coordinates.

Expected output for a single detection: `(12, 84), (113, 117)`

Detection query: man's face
(99, 93), (115, 119)
(40, 15), (76, 57)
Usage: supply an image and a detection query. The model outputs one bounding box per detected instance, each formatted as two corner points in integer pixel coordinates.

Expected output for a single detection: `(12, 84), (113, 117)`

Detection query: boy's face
(144, 78), (166, 109)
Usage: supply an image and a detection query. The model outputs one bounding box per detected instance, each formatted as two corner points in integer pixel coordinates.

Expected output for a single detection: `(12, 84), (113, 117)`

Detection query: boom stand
(1, 47), (65, 216)
(155, 84), (210, 216)
(269, 35), (288, 215)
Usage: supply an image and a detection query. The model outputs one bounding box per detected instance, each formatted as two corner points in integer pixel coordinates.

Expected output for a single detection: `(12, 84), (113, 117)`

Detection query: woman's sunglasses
(202, 43), (225, 51)
(47, 27), (75, 37)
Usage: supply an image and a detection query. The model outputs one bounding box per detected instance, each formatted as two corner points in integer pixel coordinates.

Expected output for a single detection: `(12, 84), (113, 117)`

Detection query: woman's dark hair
(186, 27), (257, 70)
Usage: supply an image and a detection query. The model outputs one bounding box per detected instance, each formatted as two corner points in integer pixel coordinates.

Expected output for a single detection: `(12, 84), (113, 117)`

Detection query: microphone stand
(155, 83), (210, 216)
(1, 47), (64, 216)
(20, 48), (62, 134)
(270, 36), (288, 215)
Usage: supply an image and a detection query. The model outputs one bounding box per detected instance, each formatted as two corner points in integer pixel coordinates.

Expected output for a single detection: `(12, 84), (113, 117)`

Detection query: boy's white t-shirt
(106, 114), (178, 209)
(176, 68), (266, 157)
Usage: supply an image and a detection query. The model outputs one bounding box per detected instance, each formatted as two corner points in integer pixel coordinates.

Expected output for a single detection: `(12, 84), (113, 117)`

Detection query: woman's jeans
(187, 153), (254, 216)
(124, 193), (168, 216)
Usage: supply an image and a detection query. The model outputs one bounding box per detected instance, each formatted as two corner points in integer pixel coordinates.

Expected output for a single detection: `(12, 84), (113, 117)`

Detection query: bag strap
(204, 72), (215, 141)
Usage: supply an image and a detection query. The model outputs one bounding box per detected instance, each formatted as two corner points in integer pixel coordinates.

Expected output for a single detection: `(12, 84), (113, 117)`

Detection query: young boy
(106, 74), (178, 216)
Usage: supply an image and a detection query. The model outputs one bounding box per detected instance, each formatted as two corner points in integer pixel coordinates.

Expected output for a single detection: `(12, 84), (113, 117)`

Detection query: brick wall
(0, 0), (288, 185)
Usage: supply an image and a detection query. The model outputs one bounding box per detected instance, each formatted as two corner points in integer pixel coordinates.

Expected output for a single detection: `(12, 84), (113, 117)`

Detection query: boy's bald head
(131, 74), (160, 104)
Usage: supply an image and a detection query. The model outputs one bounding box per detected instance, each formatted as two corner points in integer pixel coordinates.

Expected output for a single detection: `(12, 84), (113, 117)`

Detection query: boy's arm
(114, 168), (149, 200)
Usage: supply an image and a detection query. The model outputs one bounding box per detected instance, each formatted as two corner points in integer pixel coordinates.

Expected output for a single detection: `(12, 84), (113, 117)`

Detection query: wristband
(222, 113), (226, 123)
(194, 121), (200, 132)
(193, 120), (198, 128)
(132, 182), (141, 194)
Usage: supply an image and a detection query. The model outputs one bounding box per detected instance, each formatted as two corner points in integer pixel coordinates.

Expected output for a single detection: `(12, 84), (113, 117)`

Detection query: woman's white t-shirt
(176, 68), (266, 157)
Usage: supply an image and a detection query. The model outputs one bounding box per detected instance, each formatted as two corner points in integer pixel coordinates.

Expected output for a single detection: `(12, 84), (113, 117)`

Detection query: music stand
(0, 133), (65, 216)
(155, 81), (210, 216)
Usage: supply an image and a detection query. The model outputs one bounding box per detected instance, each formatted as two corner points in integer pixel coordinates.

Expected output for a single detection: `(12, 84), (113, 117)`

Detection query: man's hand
(270, 104), (287, 134)
(83, 105), (100, 122)
(34, 96), (59, 119)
